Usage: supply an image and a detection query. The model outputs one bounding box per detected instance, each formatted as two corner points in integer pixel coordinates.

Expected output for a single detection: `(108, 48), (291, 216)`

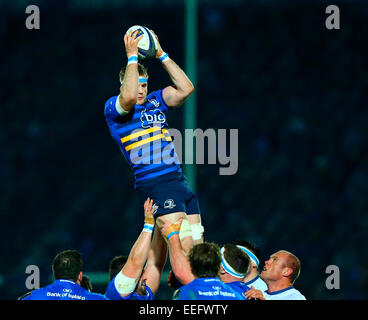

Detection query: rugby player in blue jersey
(21, 250), (108, 300)
(105, 198), (167, 300)
(104, 29), (204, 256)
(158, 218), (246, 300)
(218, 243), (252, 298)
(232, 240), (268, 292)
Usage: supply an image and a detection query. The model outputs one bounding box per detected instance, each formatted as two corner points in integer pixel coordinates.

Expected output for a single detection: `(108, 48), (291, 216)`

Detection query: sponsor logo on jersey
(140, 107), (166, 129)
(164, 199), (176, 209)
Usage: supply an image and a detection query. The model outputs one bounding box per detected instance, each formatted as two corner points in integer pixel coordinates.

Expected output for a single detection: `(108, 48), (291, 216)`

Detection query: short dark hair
(231, 239), (261, 269)
(223, 243), (250, 275)
(109, 255), (128, 281)
(119, 63), (148, 83)
(188, 242), (221, 278)
(52, 250), (83, 281)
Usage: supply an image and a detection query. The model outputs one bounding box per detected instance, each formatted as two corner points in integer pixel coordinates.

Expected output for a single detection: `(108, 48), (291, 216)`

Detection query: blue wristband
(159, 53), (169, 62)
(127, 55), (138, 65)
(143, 224), (154, 233)
(167, 231), (179, 240)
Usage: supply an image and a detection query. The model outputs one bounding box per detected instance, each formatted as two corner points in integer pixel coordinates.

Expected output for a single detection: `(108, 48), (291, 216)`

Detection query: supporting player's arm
(159, 218), (195, 285)
(118, 30), (143, 113)
(115, 198), (156, 297)
(136, 227), (168, 296)
(151, 30), (194, 108)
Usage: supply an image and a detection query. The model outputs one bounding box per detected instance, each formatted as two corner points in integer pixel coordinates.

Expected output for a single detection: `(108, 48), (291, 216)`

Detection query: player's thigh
(156, 211), (194, 253)
(187, 213), (201, 225)
(155, 211), (187, 229)
(186, 194), (204, 244)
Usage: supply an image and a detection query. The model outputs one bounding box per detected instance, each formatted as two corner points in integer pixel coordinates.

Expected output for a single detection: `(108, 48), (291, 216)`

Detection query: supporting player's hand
(244, 286), (266, 300)
(167, 270), (184, 290)
(124, 29), (143, 58)
(143, 197), (157, 225)
(150, 29), (164, 58)
(158, 217), (183, 240)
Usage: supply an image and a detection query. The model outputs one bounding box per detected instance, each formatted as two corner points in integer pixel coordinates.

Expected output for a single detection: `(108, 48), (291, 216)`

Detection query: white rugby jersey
(244, 275), (268, 292)
(263, 286), (306, 300)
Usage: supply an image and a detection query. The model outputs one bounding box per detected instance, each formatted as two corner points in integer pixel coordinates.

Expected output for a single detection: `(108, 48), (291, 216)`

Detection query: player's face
(260, 251), (289, 281)
(137, 82), (148, 105)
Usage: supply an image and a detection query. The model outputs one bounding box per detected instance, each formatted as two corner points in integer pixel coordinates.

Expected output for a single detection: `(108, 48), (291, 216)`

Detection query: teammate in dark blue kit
(157, 218), (246, 300)
(105, 198), (167, 300)
(218, 243), (251, 298)
(104, 29), (204, 258)
(22, 250), (107, 300)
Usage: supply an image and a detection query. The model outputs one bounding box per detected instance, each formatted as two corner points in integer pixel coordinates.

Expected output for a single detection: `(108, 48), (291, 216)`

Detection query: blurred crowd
(1, 2), (367, 299)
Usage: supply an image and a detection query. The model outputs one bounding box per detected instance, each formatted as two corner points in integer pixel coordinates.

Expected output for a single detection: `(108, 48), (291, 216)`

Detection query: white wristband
(158, 52), (169, 63)
(143, 223), (154, 233)
(127, 55), (138, 65)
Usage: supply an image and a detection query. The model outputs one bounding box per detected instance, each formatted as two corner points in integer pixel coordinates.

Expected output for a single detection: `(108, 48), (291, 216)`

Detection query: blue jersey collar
(265, 286), (294, 295)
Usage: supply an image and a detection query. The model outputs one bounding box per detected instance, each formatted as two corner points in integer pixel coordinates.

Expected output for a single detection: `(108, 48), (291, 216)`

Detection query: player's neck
(243, 268), (259, 283)
(266, 280), (293, 293)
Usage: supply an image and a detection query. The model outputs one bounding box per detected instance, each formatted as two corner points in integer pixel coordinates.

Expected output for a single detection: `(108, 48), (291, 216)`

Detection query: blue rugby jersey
(226, 281), (250, 299)
(104, 89), (181, 189)
(22, 279), (108, 300)
(104, 276), (154, 300)
(173, 277), (246, 300)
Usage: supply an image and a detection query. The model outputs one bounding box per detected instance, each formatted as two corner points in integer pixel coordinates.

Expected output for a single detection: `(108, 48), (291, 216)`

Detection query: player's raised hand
(143, 197), (156, 225)
(244, 286), (265, 300)
(150, 29), (164, 58)
(124, 29), (143, 58)
(158, 217), (183, 240)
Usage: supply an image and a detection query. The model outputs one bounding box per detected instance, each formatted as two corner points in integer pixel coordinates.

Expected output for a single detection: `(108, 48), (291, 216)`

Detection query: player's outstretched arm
(137, 227), (168, 296)
(159, 218), (195, 285)
(118, 30), (143, 112)
(116, 198), (156, 297)
(151, 30), (194, 108)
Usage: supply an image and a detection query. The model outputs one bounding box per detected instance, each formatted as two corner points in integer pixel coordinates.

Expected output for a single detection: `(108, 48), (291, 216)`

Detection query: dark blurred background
(1, 0), (367, 300)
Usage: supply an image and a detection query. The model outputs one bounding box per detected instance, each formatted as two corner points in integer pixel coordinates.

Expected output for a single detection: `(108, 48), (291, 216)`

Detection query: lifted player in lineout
(104, 29), (204, 257)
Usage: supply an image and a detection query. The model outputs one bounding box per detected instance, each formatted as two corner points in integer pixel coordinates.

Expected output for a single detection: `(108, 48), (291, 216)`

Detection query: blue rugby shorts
(137, 172), (201, 217)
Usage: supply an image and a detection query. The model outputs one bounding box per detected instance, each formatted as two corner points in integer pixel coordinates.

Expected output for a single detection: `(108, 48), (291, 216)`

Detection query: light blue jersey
(263, 286), (306, 300)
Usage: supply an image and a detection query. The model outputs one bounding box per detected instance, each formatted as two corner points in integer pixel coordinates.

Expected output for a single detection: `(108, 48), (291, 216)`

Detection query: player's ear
(282, 267), (293, 278)
(219, 265), (226, 276)
(77, 271), (83, 284)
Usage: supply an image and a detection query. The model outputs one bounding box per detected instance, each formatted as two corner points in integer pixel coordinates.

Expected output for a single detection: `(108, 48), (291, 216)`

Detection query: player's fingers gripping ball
(125, 25), (158, 60)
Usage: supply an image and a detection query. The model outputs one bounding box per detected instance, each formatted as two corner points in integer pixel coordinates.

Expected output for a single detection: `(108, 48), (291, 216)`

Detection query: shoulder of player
(86, 291), (109, 300)
(146, 89), (168, 107)
(288, 288), (306, 300)
(105, 95), (118, 107)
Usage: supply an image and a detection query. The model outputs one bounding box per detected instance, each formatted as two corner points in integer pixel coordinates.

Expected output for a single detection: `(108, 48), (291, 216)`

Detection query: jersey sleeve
(124, 284), (155, 300)
(104, 96), (131, 123)
(104, 278), (154, 300)
(147, 89), (169, 113)
(20, 292), (33, 300)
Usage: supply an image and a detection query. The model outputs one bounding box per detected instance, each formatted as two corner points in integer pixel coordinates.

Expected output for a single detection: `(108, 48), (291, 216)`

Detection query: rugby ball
(126, 25), (158, 60)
